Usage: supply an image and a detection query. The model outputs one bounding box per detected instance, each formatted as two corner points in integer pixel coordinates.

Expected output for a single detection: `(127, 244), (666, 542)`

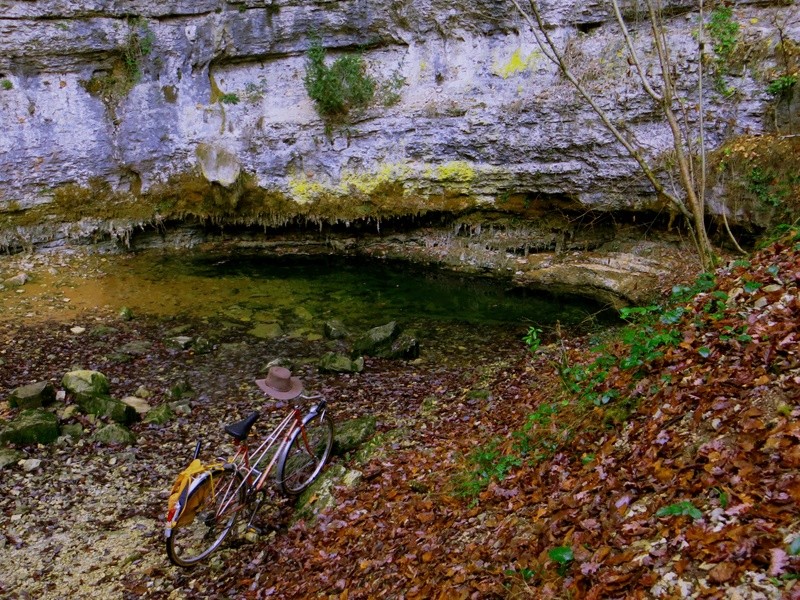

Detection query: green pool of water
(131, 252), (609, 331)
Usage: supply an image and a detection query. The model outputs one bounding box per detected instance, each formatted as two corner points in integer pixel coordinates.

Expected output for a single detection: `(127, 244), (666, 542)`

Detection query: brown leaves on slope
(119, 232), (799, 599)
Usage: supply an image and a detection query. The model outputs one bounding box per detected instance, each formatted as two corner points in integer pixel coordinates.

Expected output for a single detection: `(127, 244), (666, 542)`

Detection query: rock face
(0, 1), (797, 303)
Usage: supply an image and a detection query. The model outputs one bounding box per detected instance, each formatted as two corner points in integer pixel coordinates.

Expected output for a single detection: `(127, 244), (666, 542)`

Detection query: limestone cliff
(0, 0), (798, 306)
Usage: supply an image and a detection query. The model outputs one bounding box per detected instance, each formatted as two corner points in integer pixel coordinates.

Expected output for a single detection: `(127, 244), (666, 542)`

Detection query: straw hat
(255, 366), (303, 400)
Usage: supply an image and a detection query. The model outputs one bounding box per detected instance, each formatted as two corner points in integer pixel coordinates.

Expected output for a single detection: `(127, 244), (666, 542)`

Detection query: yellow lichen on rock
(492, 48), (538, 79)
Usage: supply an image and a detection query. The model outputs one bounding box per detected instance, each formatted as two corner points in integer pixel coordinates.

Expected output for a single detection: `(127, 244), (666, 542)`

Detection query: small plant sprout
(656, 501), (703, 520)
(548, 546), (574, 576)
(523, 326), (542, 354)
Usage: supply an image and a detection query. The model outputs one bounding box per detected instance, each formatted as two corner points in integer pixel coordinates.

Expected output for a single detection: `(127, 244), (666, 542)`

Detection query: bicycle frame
(217, 395), (326, 517)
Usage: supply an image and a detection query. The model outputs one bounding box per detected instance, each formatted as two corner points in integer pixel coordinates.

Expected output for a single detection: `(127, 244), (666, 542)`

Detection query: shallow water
(1, 249), (609, 338)
(124, 251), (608, 327)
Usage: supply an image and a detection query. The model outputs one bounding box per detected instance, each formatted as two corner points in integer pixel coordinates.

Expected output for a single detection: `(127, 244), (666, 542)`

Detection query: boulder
(351, 321), (401, 358)
(0, 409), (60, 445)
(8, 381), (56, 409)
(76, 395), (139, 425)
(334, 416), (377, 454)
(91, 423), (136, 445)
(318, 352), (364, 374)
(263, 357), (295, 372)
(62, 370), (109, 397)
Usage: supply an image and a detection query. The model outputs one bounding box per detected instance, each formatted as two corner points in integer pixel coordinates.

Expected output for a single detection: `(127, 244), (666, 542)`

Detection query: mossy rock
(76, 395), (139, 425)
(8, 381), (56, 409)
(248, 322), (284, 339)
(91, 423), (136, 445)
(61, 423), (84, 438)
(384, 331), (420, 360)
(118, 340), (153, 356)
(323, 319), (349, 340)
(318, 352), (364, 374)
(0, 447), (24, 469)
(144, 403), (175, 425)
(352, 428), (407, 465)
(334, 415), (377, 454)
(351, 321), (400, 357)
(62, 370), (110, 397)
(166, 336), (193, 350)
(0, 409), (60, 445)
(294, 464), (362, 524)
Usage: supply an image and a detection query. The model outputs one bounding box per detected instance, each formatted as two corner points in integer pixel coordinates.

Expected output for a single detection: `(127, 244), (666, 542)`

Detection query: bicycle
(164, 372), (334, 567)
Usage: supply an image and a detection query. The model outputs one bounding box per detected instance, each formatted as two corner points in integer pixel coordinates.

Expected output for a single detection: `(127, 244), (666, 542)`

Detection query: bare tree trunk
(511, 0), (717, 270)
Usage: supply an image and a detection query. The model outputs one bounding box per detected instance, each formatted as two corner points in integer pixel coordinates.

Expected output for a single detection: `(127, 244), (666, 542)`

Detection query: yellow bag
(166, 459), (219, 529)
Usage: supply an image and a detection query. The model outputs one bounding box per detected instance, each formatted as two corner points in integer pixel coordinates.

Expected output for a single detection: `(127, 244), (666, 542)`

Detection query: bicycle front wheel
(277, 411), (334, 496)
(166, 466), (246, 567)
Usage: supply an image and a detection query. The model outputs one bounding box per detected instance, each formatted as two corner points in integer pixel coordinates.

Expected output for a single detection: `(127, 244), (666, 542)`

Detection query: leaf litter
(0, 230), (798, 599)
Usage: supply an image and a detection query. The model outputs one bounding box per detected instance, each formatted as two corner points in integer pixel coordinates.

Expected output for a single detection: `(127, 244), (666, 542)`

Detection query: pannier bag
(165, 459), (222, 529)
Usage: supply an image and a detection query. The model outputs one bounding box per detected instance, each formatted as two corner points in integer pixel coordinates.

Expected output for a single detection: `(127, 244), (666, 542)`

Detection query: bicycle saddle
(224, 411), (260, 441)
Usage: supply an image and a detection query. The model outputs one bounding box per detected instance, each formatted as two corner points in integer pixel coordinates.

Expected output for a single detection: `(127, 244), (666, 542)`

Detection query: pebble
(20, 458), (42, 472)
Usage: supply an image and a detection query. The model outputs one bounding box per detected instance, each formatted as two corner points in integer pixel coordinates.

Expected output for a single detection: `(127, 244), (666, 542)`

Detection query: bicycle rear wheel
(165, 466), (246, 567)
(277, 411), (334, 496)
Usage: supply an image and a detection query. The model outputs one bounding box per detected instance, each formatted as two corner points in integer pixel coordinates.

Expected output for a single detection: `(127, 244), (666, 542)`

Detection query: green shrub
(767, 74), (797, 97)
(1, 79), (12, 91)
(304, 36), (375, 119)
(219, 93), (240, 105)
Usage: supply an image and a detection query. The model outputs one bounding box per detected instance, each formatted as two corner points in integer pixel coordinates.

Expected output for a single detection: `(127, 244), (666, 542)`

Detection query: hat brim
(255, 377), (303, 400)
